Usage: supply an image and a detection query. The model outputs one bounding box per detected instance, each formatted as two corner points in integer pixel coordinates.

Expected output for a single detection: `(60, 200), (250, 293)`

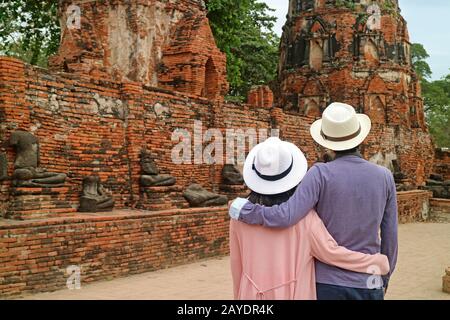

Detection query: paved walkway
(18, 222), (450, 300)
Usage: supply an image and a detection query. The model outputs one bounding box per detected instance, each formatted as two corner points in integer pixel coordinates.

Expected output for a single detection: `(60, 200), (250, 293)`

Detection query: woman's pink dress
(230, 210), (389, 300)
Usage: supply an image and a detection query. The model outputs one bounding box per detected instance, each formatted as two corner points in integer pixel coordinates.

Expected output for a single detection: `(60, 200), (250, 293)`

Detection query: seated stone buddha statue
(79, 176), (115, 212)
(140, 150), (176, 187)
(9, 131), (67, 188)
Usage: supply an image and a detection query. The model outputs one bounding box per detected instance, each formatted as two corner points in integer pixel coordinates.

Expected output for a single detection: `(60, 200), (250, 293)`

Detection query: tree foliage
(411, 43), (449, 148)
(0, 0), (60, 67)
(206, 0), (280, 100)
(411, 43), (432, 80)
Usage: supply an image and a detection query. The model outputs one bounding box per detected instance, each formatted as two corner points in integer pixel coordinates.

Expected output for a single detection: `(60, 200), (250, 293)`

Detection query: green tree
(421, 74), (450, 148)
(206, 0), (280, 100)
(411, 43), (432, 80)
(411, 43), (449, 147)
(0, 0), (60, 67)
(0, 0), (280, 99)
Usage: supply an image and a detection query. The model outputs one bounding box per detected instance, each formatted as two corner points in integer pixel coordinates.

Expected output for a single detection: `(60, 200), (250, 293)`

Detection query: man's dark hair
(334, 146), (359, 155)
(247, 186), (298, 207)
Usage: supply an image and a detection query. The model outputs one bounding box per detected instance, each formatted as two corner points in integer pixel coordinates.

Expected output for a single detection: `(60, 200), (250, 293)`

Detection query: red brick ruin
(0, 0), (448, 296)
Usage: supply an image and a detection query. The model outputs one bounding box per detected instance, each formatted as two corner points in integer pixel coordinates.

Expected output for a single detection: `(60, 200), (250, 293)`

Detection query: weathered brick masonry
(0, 0), (447, 297)
(396, 190), (433, 224)
(0, 56), (272, 214)
(0, 207), (229, 297)
(278, 0), (435, 185)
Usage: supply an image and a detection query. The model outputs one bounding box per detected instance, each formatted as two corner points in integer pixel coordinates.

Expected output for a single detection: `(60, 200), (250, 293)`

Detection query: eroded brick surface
(0, 0), (448, 297)
(277, 0), (435, 184)
(0, 208), (229, 297)
(51, 0), (228, 100)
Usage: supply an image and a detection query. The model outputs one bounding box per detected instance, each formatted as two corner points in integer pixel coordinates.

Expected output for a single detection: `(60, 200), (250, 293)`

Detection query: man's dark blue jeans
(316, 283), (385, 300)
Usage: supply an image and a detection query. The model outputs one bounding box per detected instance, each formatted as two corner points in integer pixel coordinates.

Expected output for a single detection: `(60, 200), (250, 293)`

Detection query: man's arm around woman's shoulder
(229, 165), (323, 228)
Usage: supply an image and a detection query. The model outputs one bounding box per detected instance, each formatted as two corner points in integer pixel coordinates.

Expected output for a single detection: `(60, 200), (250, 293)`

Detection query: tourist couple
(228, 102), (398, 300)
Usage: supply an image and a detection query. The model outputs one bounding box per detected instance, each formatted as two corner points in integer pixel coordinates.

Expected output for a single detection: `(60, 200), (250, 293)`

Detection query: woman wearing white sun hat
(229, 102), (398, 300)
(229, 136), (389, 300)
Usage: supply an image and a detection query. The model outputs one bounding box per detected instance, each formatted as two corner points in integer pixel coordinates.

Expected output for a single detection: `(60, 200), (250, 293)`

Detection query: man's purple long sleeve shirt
(237, 155), (398, 289)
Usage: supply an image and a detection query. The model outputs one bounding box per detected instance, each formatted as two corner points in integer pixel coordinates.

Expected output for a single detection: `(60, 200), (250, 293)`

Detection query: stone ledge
(430, 198), (450, 221)
(430, 198), (450, 208)
(10, 187), (71, 196)
(0, 207), (228, 230)
(140, 185), (183, 193)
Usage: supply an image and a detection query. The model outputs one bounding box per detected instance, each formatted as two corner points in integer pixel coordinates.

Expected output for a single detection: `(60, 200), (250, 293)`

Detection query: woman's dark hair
(247, 186), (298, 207)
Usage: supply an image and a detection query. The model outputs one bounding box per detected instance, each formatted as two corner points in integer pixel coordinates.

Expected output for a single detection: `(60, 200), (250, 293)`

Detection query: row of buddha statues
(1, 131), (243, 213)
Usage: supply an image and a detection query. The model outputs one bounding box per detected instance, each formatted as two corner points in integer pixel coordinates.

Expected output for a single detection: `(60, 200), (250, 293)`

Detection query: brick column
(121, 81), (145, 207)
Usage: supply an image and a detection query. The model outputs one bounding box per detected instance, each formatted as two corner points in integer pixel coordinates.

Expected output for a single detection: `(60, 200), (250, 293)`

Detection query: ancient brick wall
(0, 55), (440, 216)
(247, 85), (274, 109)
(430, 198), (450, 221)
(0, 207), (229, 297)
(0, 57), (273, 217)
(397, 190), (433, 223)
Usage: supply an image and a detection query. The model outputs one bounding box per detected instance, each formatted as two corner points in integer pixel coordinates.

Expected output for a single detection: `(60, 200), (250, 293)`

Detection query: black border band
(252, 156), (294, 182)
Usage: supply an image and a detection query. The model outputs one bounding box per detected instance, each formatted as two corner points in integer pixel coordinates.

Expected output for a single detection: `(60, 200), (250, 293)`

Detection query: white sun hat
(310, 102), (372, 151)
(243, 137), (308, 195)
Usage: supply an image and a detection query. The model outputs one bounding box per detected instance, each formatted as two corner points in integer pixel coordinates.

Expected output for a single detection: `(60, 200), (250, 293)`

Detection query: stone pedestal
(444, 267), (450, 294)
(137, 186), (188, 211)
(6, 187), (76, 220)
(219, 185), (248, 200)
(397, 190), (433, 223)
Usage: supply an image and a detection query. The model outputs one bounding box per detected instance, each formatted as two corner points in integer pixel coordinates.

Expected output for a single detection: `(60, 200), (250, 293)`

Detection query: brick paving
(18, 222), (450, 300)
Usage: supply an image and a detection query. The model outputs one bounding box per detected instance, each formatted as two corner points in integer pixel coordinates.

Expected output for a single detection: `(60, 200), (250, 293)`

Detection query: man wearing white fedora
(229, 102), (398, 300)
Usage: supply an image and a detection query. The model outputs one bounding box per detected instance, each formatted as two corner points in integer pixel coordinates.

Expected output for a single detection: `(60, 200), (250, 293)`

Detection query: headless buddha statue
(79, 176), (115, 212)
(183, 184), (228, 207)
(140, 150), (176, 187)
(221, 164), (244, 185)
(10, 131), (67, 188)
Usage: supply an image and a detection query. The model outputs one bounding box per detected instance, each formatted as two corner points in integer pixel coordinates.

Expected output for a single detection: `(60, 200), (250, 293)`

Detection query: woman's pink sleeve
(229, 221), (243, 299)
(307, 211), (390, 275)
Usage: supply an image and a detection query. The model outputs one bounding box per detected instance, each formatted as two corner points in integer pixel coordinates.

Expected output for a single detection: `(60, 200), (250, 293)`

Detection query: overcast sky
(263, 0), (449, 80)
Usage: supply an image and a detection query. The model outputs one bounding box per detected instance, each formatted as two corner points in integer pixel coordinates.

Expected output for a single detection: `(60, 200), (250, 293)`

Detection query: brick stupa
(273, 0), (434, 186)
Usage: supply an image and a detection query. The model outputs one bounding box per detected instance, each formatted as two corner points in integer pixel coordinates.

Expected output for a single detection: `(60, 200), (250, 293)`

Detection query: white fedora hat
(310, 102), (372, 151)
(243, 137), (308, 195)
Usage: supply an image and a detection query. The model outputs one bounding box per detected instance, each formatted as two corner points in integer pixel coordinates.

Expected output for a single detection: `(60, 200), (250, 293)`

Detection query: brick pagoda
(273, 0), (434, 187)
